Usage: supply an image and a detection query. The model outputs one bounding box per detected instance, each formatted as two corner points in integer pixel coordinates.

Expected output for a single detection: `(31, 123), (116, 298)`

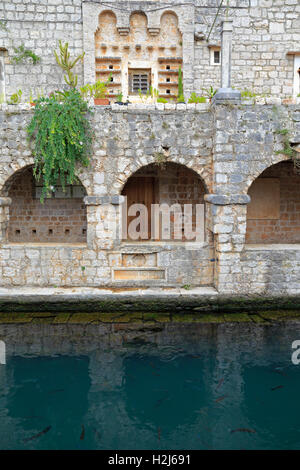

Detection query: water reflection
(0, 321), (299, 449)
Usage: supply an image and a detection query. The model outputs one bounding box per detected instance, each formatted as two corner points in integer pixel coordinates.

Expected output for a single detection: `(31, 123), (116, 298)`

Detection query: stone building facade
(0, 0), (300, 101)
(0, 102), (299, 297)
(0, 0), (299, 301)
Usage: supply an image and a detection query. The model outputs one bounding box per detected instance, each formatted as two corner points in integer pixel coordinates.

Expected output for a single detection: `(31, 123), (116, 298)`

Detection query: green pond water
(0, 318), (300, 449)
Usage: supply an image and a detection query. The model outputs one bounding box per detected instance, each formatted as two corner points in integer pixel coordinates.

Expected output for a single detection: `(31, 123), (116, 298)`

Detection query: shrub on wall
(27, 88), (92, 201)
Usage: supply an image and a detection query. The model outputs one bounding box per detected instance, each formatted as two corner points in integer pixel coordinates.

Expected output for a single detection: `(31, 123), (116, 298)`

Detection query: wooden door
(122, 177), (155, 239)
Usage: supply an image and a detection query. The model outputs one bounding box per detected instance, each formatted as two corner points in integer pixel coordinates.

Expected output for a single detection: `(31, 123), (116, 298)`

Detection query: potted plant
(188, 92), (206, 104)
(116, 91), (124, 105)
(29, 90), (36, 107)
(203, 86), (217, 103)
(91, 80), (110, 105)
(296, 93), (300, 105)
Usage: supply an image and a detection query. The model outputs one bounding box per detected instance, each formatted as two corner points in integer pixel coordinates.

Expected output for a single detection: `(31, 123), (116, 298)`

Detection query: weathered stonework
(0, 101), (299, 302)
(0, 0), (300, 101)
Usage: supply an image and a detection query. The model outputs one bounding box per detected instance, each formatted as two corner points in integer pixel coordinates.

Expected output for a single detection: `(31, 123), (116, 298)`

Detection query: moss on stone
(223, 313), (251, 322)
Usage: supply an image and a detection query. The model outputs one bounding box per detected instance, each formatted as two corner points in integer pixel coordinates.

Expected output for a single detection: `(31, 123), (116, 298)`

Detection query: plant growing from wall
(177, 66), (184, 103)
(27, 88), (92, 201)
(54, 40), (85, 88)
(12, 45), (41, 65)
(8, 89), (22, 104)
(0, 19), (8, 31)
(274, 128), (300, 173)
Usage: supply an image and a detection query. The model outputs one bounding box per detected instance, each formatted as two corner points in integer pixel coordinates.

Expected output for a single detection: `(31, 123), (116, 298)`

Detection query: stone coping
(1, 102), (300, 114)
(245, 243), (300, 251)
(2, 243), (87, 248)
(0, 287), (299, 313)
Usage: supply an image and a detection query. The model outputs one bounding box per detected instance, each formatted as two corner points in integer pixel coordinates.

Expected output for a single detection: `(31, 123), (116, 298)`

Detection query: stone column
(84, 195), (125, 250)
(213, 19), (241, 103)
(205, 194), (250, 294)
(0, 197), (11, 244)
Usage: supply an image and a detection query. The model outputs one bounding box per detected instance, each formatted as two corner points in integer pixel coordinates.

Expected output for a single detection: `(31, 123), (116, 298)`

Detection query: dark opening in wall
(5, 166), (87, 244)
(246, 161), (300, 244)
(121, 162), (207, 241)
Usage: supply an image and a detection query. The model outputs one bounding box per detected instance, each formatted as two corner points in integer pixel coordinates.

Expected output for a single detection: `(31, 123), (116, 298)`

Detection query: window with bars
(128, 69), (150, 94)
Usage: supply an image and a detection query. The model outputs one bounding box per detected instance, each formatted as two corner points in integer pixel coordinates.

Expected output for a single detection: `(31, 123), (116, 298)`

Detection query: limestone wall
(0, 0), (299, 101)
(0, 102), (299, 295)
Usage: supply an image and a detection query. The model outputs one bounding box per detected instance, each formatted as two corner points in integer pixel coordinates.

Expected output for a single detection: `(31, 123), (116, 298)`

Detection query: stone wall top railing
(0, 97), (300, 114)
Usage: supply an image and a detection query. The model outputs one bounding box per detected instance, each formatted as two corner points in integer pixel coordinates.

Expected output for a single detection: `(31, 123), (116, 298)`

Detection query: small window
(128, 69), (150, 95)
(166, 89), (171, 94)
(166, 65), (170, 70)
(109, 65), (113, 70)
(210, 48), (221, 65)
(166, 77), (170, 82)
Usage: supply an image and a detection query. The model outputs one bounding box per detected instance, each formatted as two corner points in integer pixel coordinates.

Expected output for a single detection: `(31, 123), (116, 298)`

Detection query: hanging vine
(27, 89), (92, 201)
(27, 42), (91, 202)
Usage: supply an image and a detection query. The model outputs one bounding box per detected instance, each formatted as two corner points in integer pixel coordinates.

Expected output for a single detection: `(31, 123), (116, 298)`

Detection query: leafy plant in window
(12, 44), (41, 65)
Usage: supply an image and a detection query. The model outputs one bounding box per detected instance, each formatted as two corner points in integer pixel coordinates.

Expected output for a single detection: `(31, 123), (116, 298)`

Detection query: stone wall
(0, 102), (299, 295)
(0, 0), (299, 101)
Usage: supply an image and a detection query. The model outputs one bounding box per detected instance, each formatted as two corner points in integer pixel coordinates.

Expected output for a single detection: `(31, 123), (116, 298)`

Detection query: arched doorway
(5, 166), (87, 243)
(246, 160), (300, 244)
(121, 162), (207, 241)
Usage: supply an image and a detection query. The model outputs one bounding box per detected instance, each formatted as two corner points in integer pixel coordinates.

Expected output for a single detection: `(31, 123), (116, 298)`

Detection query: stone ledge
(0, 287), (299, 313)
(84, 195), (125, 205)
(204, 194), (251, 205)
(0, 197), (12, 207)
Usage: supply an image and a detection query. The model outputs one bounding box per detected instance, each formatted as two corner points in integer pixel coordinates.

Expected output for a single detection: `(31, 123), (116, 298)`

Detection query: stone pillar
(182, 29), (195, 99)
(84, 195), (125, 250)
(205, 194), (250, 294)
(213, 20), (241, 103)
(0, 197), (11, 244)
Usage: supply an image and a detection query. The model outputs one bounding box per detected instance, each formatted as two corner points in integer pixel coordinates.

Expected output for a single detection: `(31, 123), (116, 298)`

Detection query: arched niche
(246, 160), (300, 244)
(3, 166), (87, 243)
(121, 162), (208, 242)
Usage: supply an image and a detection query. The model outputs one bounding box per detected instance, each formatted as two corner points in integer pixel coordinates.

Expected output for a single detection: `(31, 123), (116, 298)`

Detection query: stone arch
(160, 10), (182, 40)
(245, 159), (300, 244)
(0, 162), (90, 197)
(114, 155), (211, 196)
(2, 164), (88, 243)
(129, 11), (149, 43)
(244, 154), (290, 194)
(120, 161), (208, 242)
(95, 10), (118, 43)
